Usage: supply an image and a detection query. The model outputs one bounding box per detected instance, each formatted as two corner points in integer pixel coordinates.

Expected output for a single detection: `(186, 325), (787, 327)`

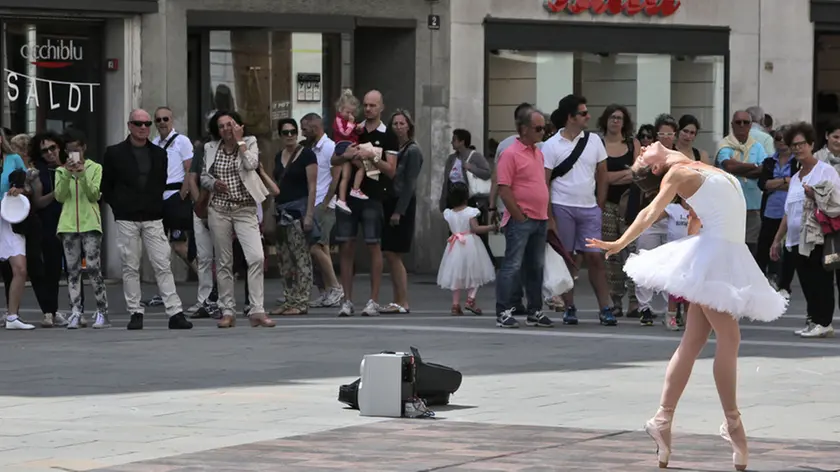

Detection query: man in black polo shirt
(331, 90), (398, 317)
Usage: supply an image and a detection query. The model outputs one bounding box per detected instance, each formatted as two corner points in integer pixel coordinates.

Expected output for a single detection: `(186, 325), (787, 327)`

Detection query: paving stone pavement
(0, 274), (838, 472)
(91, 421), (840, 472)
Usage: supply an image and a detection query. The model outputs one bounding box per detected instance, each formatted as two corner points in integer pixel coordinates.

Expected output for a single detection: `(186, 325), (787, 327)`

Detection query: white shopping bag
(543, 245), (574, 298)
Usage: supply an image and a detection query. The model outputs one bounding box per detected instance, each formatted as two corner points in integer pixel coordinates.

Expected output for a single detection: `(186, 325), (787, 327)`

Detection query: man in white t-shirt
(301, 113), (343, 307)
(542, 94), (615, 326)
(149, 106), (197, 309)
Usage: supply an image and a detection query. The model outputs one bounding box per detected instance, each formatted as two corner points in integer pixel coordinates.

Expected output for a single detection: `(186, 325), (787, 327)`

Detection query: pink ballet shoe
(719, 410), (748, 471)
(644, 407), (674, 468)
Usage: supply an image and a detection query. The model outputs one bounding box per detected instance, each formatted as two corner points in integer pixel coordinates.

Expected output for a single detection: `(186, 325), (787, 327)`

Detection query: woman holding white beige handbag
(439, 129), (494, 264)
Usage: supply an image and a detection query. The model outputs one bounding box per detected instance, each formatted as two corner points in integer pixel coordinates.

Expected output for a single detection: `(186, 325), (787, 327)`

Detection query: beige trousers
(208, 206), (265, 316)
(116, 220), (183, 316)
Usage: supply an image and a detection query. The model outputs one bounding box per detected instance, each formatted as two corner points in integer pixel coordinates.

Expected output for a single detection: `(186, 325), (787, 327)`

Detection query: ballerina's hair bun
(631, 165), (664, 197)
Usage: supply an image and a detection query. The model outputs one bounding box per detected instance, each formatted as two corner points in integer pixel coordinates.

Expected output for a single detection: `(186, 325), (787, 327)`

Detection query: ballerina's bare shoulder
(665, 161), (731, 200)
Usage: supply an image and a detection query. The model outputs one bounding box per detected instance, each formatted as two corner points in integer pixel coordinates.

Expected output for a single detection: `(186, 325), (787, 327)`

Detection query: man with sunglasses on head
(101, 109), (192, 331)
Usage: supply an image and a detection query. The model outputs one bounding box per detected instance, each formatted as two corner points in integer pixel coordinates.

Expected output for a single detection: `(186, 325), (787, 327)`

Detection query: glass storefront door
(1, 19), (104, 159)
(188, 29), (346, 165)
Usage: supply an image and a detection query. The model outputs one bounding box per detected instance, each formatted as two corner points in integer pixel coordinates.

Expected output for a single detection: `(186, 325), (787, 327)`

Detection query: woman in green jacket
(54, 129), (109, 329)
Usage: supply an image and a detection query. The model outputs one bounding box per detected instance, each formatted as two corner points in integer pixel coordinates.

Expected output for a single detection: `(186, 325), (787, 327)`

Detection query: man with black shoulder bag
(542, 94), (616, 327)
(147, 106), (198, 309)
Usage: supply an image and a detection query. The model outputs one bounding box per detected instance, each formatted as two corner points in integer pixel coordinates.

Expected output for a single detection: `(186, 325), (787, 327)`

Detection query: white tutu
(624, 233), (786, 321)
(0, 217), (24, 261)
(437, 207), (495, 290)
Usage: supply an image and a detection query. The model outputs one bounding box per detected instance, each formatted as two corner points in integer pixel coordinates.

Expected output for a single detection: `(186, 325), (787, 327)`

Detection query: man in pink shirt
(495, 108), (553, 329)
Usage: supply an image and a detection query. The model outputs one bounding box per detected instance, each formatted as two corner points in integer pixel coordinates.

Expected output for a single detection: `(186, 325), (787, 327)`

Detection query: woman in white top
(771, 122), (840, 339)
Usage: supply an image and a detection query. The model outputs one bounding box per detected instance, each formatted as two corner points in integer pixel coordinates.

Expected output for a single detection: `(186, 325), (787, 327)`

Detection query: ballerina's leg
(700, 304), (748, 468)
(659, 302), (712, 410)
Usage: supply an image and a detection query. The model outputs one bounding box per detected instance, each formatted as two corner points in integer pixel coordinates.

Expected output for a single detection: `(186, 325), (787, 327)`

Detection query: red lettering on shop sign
(544, 0), (681, 17)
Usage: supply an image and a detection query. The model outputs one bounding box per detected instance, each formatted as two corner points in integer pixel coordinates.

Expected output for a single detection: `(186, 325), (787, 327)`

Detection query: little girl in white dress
(437, 182), (497, 315)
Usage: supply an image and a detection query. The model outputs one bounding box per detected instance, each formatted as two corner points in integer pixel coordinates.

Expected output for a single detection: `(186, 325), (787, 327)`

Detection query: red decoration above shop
(544, 0), (681, 17)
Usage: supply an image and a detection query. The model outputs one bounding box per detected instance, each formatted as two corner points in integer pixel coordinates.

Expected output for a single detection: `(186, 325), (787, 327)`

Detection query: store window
(488, 51), (725, 154)
(1, 20), (103, 159)
(189, 30), (346, 165)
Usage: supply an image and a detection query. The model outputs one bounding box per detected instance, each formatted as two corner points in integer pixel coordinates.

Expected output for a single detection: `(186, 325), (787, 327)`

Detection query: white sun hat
(1, 193), (30, 224)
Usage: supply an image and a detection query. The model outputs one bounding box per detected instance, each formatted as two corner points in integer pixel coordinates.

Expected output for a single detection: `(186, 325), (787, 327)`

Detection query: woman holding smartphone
(54, 129), (109, 329)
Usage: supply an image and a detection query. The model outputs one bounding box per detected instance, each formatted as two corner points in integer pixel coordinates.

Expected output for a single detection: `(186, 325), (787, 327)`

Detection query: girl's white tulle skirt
(624, 234), (786, 322)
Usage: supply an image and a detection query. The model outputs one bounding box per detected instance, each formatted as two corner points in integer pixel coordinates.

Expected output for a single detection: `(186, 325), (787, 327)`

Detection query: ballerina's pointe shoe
(644, 406), (674, 468)
(719, 410), (748, 471)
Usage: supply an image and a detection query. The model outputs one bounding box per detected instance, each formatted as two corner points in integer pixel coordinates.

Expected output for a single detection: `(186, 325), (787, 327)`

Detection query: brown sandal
(280, 308), (307, 316)
(249, 313), (276, 328)
(464, 298), (482, 315)
(451, 304), (463, 316)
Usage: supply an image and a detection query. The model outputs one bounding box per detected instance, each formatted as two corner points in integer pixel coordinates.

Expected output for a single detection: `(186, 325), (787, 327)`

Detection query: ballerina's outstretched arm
(586, 168), (689, 257)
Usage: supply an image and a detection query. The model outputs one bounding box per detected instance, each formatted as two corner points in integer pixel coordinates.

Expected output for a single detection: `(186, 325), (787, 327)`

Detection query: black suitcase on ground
(338, 346), (462, 409)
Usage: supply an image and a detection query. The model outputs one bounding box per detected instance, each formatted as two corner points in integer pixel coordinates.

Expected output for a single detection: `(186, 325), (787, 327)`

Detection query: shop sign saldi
(4, 39), (99, 113)
(544, 0), (681, 16)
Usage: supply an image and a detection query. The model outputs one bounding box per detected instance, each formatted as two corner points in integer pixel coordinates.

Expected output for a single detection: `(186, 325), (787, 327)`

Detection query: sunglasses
(130, 120), (153, 128)
(280, 129), (298, 136)
(155, 116), (170, 123)
(575, 110), (589, 117)
(40, 144), (58, 154)
(638, 134), (653, 140)
(790, 140), (808, 148)
(733, 120), (751, 126)
(657, 132), (675, 138)
(609, 115), (623, 122)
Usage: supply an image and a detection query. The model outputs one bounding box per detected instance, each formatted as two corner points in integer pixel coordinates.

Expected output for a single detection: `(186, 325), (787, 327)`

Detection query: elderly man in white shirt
(149, 106), (198, 310)
(746, 106), (775, 156)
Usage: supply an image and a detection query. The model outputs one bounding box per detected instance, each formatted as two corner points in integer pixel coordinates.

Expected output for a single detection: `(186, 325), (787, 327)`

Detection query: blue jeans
(495, 218), (547, 315)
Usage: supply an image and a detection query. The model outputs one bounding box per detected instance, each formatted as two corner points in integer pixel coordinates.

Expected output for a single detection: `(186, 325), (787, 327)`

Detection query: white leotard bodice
(684, 169), (746, 244)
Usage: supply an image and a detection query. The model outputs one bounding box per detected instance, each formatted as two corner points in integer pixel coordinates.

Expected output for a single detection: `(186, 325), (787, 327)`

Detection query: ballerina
(586, 141), (786, 471)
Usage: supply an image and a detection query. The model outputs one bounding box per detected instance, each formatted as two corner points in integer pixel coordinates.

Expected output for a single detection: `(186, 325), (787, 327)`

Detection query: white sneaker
(328, 195), (337, 210)
(5, 316), (35, 330)
(41, 313), (55, 328)
(323, 287), (344, 307)
(67, 313), (81, 330)
(335, 200), (352, 214)
(309, 292), (328, 308)
(53, 313), (69, 327)
(349, 189), (369, 200)
(338, 300), (354, 317)
(185, 302), (203, 315)
(800, 324), (835, 338)
(794, 322), (814, 336)
(92, 312), (111, 329)
(361, 299), (380, 317)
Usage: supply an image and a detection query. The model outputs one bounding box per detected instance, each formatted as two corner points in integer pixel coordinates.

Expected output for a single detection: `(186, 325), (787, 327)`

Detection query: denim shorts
(334, 198), (383, 244)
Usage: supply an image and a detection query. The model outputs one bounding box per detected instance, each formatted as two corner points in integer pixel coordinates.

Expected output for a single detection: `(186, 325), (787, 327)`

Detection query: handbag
(823, 232), (840, 271)
(465, 151), (491, 196)
(194, 189), (210, 219)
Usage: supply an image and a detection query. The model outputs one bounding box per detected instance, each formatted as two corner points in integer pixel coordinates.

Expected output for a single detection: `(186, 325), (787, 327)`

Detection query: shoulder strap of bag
(464, 149), (476, 164)
(277, 145), (304, 181)
(162, 133), (180, 151)
(550, 131), (590, 181)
